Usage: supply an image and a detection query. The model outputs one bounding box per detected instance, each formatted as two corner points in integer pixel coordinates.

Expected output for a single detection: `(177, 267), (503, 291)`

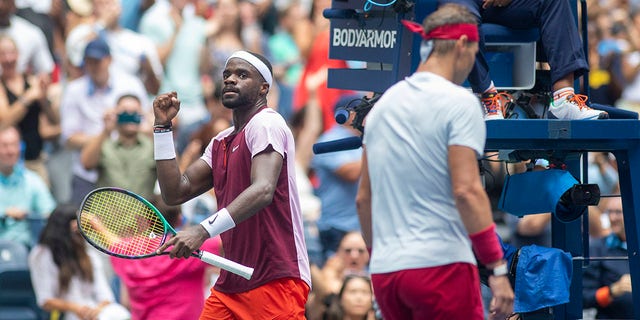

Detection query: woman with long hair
(323, 274), (376, 320)
(0, 34), (59, 185)
(28, 204), (129, 320)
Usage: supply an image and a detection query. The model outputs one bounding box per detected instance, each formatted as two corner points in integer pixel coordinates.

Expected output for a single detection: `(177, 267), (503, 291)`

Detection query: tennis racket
(77, 187), (253, 280)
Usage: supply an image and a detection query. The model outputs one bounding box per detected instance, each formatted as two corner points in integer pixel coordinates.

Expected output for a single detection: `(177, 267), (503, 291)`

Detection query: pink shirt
(111, 237), (221, 320)
(201, 107), (311, 293)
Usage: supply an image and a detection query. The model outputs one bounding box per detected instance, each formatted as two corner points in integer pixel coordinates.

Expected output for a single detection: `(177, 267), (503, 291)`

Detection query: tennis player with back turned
(356, 4), (513, 320)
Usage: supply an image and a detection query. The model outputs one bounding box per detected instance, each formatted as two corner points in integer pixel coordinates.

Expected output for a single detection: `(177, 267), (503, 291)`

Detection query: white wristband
(153, 131), (176, 160)
(199, 208), (235, 238)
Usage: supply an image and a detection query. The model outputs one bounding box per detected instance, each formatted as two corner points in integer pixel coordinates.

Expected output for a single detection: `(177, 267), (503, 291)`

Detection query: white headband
(225, 51), (273, 88)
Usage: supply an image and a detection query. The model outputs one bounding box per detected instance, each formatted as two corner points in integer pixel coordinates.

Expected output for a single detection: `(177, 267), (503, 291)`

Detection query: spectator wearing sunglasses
(80, 94), (156, 200)
(583, 196), (634, 319)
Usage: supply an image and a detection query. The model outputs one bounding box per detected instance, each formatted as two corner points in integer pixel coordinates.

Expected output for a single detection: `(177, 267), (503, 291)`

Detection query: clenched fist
(153, 91), (181, 126)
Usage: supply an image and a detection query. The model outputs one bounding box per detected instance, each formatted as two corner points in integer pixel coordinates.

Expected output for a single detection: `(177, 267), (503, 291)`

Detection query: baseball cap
(84, 37), (111, 60)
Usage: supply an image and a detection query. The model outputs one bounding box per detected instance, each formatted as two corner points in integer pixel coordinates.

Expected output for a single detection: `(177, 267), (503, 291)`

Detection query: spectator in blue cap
(60, 35), (149, 206)
(80, 37), (115, 96)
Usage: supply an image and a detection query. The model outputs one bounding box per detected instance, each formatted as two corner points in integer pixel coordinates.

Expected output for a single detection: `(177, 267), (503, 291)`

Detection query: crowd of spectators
(0, 0), (636, 318)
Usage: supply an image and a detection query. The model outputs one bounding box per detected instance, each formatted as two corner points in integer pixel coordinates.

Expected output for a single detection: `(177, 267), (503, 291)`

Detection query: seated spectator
(583, 196), (634, 319)
(0, 126), (55, 248)
(308, 231), (370, 320)
(28, 204), (130, 320)
(323, 274), (376, 320)
(80, 94), (156, 200)
(111, 195), (222, 320)
(437, 0), (608, 120)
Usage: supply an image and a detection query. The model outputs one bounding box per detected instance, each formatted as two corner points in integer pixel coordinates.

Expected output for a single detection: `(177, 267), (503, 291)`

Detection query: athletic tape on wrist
(153, 131), (176, 160)
(469, 223), (503, 266)
(200, 208), (235, 238)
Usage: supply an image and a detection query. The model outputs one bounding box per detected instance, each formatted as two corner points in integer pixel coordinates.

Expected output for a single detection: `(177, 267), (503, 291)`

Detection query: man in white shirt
(65, 0), (163, 95)
(357, 4), (513, 319)
(60, 36), (149, 205)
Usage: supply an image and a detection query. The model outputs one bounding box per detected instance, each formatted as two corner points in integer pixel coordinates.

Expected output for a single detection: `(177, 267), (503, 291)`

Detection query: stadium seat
(0, 240), (43, 320)
(480, 24), (539, 90)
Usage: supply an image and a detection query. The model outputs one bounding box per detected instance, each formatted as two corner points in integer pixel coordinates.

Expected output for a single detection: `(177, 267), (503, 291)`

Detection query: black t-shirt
(4, 76), (43, 160)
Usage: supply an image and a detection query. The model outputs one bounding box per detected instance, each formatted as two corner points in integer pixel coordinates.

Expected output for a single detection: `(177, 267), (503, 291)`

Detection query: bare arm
(38, 112), (60, 141)
(516, 213), (551, 237)
(448, 145), (494, 235)
(448, 145), (513, 319)
(80, 110), (116, 170)
(66, 133), (93, 150)
(294, 91), (323, 171)
(156, 9), (182, 64)
(157, 148), (284, 258)
(153, 91), (212, 204)
(226, 148), (283, 223)
(36, 75), (59, 125)
(0, 77), (46, 129)
(42, 298), (110, 320)
(334, 160), (361, 183)
(355, 147), (372, 248)
(39, 82), (62, 140)
(157, 158), (213, 205)
(80, 130), (109, 170)
(139, 55), (161, 95)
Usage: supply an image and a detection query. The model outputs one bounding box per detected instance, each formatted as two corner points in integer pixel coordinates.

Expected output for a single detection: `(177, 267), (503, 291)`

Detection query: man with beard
(152, 51), (311, 319)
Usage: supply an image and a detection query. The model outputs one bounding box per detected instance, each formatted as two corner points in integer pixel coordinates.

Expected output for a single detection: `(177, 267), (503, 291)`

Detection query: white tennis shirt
(363, 71), (486, 274)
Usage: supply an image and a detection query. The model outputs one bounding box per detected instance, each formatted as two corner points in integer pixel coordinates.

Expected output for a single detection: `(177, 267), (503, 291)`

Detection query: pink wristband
(469, 223), (503, 265)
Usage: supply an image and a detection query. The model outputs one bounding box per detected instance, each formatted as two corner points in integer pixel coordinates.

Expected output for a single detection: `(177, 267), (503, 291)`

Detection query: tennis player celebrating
(356, 4), (513, 320)
(153, 51), (311, 319)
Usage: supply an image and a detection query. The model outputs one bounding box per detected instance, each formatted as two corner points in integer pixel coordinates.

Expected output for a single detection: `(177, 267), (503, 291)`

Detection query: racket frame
(77, 187), (254, 280)
(78, 187), (176, 259)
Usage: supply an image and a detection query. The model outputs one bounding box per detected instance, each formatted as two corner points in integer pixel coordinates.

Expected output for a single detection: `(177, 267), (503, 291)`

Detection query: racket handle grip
(198, 250), (254, 280)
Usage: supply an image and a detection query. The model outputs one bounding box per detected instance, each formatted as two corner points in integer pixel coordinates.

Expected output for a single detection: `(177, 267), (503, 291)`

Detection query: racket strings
(79, 191), (166, 257)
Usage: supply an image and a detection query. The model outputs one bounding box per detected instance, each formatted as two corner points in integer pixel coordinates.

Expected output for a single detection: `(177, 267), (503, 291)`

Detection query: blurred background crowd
(0, 0), (635, 318)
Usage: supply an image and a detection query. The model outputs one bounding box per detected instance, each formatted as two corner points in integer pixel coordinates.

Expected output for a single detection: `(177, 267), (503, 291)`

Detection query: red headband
(401, 19), (479, 42)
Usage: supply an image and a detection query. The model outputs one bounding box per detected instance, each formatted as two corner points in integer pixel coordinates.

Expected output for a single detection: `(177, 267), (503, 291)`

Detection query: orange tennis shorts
(199, 277), (310, 320)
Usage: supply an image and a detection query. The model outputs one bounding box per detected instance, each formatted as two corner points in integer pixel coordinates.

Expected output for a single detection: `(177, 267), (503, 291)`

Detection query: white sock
(483, 82), (497, 95)
(553, 87), (574, 105)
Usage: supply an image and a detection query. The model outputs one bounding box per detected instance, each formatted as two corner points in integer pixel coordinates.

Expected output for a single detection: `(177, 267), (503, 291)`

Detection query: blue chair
(0, 240), (44, 320)
(480, 23), (540, 91)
